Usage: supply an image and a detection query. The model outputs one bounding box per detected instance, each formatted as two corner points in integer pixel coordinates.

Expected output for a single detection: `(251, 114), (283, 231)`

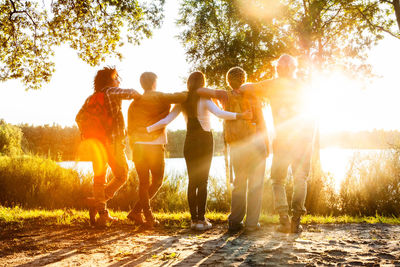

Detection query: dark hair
(140, 72), (157, 91)
(182, 71), (205, 118)
(93, 66), (119, 92)
(226, 67), (246, 90)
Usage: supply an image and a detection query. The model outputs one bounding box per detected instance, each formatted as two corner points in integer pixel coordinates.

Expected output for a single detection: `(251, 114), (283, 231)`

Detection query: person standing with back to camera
(240, 55), (316, 233)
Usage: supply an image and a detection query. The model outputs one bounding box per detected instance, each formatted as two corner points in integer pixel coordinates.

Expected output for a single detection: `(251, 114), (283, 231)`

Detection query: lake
(58, 148), (383, 190)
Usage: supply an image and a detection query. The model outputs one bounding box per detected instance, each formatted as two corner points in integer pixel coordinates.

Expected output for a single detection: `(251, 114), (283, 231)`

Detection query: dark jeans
(184, 118), (213, 221)
(131, 143), (165, 213)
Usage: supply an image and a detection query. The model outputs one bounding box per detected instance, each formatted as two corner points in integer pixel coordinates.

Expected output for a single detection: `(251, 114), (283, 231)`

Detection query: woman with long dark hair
(147, 71), (250, 230)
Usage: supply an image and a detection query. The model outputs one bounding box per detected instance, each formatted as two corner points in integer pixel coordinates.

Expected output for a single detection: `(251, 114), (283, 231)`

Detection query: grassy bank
(2, 206), (400, 229)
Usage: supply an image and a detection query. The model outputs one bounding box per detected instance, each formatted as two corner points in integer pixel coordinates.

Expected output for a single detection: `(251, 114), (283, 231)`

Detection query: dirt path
(1, 223), (400, 266)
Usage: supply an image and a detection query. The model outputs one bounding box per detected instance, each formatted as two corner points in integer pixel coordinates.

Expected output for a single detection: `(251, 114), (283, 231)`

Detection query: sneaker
(97, 210), (118, 226)
(190, 220), (198, 230)
(291, 216), (303, 234)
(127, 210), (144, 225)
(85, 197), (97, 226)
(228, 221), (244, 233)
(196, 219), (212, 231)
(245, 223), (261, 233)
(276, 215), (291, 233)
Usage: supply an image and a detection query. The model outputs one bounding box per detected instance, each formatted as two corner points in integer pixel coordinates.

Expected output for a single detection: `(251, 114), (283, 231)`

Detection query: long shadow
(173, 229), (246, 266)
(106, 234), (179, 267)
(16, 224), (144, 267)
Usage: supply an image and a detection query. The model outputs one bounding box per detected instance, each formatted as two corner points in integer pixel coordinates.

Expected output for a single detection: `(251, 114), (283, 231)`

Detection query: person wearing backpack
(146, 71), (252, 231)
(222, 67), (269, 233)
(240, 55), (315, 234)
(76, 66), (140, 226)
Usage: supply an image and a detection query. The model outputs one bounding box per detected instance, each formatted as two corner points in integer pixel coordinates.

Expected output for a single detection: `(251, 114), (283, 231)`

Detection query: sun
(303, 71), (367, 134)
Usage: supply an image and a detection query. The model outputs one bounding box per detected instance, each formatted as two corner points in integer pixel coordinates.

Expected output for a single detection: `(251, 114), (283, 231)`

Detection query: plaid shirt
(100, 87), (139, 142)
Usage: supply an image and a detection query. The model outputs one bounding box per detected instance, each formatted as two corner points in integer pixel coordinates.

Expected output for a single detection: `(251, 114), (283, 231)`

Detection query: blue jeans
(228, 135), (267, 227)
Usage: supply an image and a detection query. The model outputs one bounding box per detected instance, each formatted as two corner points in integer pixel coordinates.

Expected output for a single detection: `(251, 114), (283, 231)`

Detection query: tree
(0, 119), (22, 156)
(0, 0), (165, 90)
(177, 0), (399, 83)
(177, 0), (291, 88)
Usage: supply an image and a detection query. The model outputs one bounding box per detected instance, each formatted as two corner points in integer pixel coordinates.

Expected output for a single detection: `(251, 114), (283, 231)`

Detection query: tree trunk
(394, 0), (400, 32)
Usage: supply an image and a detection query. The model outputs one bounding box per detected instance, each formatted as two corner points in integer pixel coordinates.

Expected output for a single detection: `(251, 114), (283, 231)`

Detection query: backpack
(75, 91), (113, 142)
(223, 91), (257, 144)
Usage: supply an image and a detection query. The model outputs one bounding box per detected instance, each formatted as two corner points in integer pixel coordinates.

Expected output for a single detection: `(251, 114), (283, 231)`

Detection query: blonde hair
(226, 67), (247, 90)
(275, 54), (297, 78)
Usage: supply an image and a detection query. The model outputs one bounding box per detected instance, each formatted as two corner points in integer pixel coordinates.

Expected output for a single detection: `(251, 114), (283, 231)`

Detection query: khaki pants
(228, 135), (267, 227)
(271, 136), (312, 216)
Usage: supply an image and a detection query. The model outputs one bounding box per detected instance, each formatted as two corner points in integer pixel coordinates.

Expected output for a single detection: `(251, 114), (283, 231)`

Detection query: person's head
(276, 54), (297, 78)
(183, 71), (206, 118)
(140, 72), (157, 91)
(226, 67), (247, 90)
(93, 66), (120, 92)
(187, 71), (206, 92)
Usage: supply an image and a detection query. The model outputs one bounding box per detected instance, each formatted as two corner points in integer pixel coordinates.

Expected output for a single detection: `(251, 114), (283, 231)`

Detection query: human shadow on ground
(15, 224), (144, 267)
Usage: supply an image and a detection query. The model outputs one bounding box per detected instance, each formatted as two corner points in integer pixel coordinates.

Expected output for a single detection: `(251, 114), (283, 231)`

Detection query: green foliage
(0, 119), (22, 156)
(177, 0), (399, 86)
(0, 155), (92, 209)
(177, 0), (290, 87)
(20, 124), (81, 161)
(0, 0), (165, 89)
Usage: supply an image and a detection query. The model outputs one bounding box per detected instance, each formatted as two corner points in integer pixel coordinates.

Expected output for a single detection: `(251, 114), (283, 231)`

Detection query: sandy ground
(1, 222), (400, 266)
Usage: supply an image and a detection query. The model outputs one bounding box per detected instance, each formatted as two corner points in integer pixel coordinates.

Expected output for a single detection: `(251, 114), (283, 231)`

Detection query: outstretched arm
(147, 105), (182, 133)
(140, 91), (188, 104)
(204, 99), (252, 120)
(197, 87), (228, 105)
(107, 87), (141, 100)
(240, 79), (275, 98)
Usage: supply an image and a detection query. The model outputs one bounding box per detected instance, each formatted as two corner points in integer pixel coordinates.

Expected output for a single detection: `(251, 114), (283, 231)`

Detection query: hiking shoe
(190, 220), (198, 230)
(245, 223), (261, 233)
(291, 216), (303, 234)
(85, 197), (98, 226)
(127, 210), (144, 225)
(196, 219), (212, 231)
(143, 209), (159, 228)
(228, 221), (244, 233)
(97, 210), (118, 226)
(276, 215), (291, 233)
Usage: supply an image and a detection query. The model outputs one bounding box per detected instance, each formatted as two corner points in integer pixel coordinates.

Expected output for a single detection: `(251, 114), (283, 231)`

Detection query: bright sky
(0, 1), (399, 133)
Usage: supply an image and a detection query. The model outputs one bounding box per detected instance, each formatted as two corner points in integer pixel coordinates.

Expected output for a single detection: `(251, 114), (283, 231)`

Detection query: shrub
(0, 155), (91, 209)
(340, 149), (400, 216)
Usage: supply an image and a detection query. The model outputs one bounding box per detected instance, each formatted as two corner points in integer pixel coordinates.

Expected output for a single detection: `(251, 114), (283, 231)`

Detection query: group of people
(76, 54), (315, 234)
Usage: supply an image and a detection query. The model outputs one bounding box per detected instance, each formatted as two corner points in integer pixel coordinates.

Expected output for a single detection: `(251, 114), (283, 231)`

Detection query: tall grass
(1, 148), (400, 217)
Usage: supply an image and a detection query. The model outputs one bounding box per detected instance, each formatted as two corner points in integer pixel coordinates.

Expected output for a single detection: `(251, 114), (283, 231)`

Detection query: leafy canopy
(177, 0), (399, 87)
(0, 0), (165, 90)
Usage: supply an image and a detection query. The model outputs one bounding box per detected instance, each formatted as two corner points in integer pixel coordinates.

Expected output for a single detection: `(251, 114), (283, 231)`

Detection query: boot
(97, 210), (118, 226)
(291, 216), (303, 234)
(276, 215), (291, 233)
(143, 209), (159, 228)
(127, 210), (144, 225)
(85, 197), (98, 226)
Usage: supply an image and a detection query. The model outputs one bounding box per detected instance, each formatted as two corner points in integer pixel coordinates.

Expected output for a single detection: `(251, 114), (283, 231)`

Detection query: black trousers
(184, 118), (213, 221)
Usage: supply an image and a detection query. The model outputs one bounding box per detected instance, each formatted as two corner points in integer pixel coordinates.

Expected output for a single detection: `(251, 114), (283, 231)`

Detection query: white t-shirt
(147, 98), (237, 133)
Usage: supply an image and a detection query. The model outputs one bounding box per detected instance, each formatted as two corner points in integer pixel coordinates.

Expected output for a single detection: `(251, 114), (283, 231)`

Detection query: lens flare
(77, 138), (108, 176)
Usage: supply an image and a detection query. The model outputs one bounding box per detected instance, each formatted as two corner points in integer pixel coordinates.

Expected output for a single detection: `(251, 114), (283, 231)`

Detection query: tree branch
(356, 6), (400, 39)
